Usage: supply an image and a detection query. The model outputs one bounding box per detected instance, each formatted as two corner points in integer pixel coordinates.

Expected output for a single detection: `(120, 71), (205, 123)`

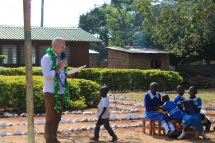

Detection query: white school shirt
(41, 53), (66, 94)
(96, 97), (110, 119)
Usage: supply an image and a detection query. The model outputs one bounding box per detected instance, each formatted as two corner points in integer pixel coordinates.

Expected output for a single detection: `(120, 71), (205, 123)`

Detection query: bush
(0, 67), (183, 91)
(0, 76), (100, 113)
(69, 96), (87, 109)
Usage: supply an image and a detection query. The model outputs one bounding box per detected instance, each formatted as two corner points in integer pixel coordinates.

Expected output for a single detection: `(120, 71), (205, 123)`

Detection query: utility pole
(41, 0), (44, 27)
(23, 0), (34, 142)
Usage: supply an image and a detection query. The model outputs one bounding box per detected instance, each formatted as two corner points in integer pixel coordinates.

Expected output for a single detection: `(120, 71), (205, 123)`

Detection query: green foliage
(0, 55), (7, 60)
(69, 96), (87, 109)
(79, 4), (109, 63)
(76, 68), (182, 91)
(0, 76), (100, 113)
(0, 67), (183, 91)
(136, 0), (215, 62)
(0, 67), (42, 76)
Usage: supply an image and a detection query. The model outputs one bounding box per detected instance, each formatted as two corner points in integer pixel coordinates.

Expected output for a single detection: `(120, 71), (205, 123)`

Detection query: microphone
(61, 52), (66, 60)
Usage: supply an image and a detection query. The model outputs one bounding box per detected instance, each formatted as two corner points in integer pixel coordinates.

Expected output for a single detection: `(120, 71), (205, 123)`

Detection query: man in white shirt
(41, 37), (74, 143)
(90, 86), (118, 142)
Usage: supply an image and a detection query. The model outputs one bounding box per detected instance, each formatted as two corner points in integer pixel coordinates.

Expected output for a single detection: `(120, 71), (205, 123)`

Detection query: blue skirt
(182, 113), (203, 132)
(170, 111), (184, 120)
(144, 111), (166, 121)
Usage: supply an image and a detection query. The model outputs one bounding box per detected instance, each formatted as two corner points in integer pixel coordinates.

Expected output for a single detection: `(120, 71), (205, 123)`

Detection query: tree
(136, 0), (215, 63)
(79, 4), (109, 64)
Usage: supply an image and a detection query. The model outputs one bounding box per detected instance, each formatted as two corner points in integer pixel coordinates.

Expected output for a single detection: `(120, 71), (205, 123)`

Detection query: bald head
(52, 37), (66, 54)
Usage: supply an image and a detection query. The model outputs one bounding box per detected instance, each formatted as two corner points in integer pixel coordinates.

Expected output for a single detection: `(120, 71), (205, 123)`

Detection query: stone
(13, 130), (22, 135)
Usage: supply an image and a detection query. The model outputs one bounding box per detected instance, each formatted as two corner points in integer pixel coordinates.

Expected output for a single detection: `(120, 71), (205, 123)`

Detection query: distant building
(0, 26), (101, 67)
(107, 46), (170, 70)
(89, 49), (99, 68)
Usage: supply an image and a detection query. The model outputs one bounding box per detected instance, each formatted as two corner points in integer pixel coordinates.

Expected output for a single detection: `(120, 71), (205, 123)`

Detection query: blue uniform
(182, 97), (203, 132)
(173, 95), (185, 105)
(163, 101), (184, 120)
(144, 92), (166, 121)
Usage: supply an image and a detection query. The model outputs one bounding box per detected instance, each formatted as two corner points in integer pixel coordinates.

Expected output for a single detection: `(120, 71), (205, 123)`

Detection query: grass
(111, 89), (215, 105)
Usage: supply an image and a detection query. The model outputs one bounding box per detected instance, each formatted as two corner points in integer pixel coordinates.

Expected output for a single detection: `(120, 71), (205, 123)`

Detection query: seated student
(161, 94), (184, 120)
(177, 86), (210, 140)
(174, 85), (211, 131)
(144, 82), (178, 137)
(173, 85), (185, 111)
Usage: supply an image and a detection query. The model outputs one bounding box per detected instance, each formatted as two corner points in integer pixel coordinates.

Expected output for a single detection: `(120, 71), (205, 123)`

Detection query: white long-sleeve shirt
(41, 53), (65, 94)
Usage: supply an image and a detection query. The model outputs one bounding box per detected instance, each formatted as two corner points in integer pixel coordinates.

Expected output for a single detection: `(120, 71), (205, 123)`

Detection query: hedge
(0, 76), (100, 113)
(0, 67), (183, 91)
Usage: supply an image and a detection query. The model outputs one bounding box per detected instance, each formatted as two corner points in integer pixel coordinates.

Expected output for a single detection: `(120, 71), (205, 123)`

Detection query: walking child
(90, 86), (118, 142)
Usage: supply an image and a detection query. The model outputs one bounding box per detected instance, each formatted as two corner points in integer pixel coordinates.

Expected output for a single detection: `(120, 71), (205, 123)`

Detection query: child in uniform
(177, 86), (210, 140)
(144, 82), (178, 137)
(161, 94), (184, 120)
(174, 85), (211, 131)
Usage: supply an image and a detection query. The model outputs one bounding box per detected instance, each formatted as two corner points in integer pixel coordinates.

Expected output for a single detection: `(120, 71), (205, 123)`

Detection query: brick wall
(108, 49), (170, 70)
(108, 49), (129, 68)
(89, 53), (99, 68)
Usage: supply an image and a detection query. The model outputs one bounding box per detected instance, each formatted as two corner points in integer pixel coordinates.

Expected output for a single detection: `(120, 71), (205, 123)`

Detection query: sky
(0, 0), (109, 27)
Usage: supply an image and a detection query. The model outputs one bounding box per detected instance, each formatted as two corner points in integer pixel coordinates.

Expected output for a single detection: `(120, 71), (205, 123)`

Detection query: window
(65, 46), (71, 64)
(20, 45), (36, 64)
(39, 46), (71, 64)
(2, 45), (17, 64)
(39, 45), (50, 62)
(151, 60), (161, 69)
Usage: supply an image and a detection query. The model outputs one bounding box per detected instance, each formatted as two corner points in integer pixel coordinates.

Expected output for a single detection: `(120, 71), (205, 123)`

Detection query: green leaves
(136, 0), (215, 61)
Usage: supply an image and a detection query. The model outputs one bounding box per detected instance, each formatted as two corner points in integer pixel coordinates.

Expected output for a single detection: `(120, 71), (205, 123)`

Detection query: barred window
(20, 45), (36, 64)
(2, 45), (17, 64)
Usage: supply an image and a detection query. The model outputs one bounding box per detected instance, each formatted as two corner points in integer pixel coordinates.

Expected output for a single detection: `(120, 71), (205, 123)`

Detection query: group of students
(89, 83), (212, 142)
(144, 82), (211, 140)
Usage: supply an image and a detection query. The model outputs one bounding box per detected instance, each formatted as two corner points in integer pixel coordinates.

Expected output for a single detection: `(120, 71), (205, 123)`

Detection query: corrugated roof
(107, 46), (170, 54)
(0, 26), (101, 42)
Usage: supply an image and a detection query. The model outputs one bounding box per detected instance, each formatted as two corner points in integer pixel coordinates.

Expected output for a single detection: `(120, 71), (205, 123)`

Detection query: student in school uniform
(174, 85), (211, 131)
(144, 82), (179, 138)
(161, 94), (184, 120)
(177, 86), (210, 140)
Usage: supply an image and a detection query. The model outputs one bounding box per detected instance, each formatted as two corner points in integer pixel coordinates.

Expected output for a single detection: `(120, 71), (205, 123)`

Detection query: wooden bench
(172, 119), (199, 138)
(142, 118), (165, 135)
(143, 118), (199, 138)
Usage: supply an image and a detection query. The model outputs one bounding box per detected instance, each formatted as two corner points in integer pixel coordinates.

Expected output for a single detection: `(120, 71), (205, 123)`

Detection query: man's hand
(55, 59), (68, 73)
(66, 73), (75, 78)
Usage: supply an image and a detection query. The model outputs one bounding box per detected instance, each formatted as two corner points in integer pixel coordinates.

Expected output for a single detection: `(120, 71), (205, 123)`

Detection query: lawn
(110, 88), (215, 105)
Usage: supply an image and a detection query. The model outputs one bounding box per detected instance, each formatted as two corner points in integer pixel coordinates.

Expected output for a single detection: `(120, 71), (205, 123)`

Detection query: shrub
(0, 67), (183, 91)
(0, 76), (100, 113)
(69, 96), (87, 109)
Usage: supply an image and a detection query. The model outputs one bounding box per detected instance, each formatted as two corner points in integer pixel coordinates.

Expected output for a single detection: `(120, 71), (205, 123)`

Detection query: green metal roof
(0, 26), (101, 42)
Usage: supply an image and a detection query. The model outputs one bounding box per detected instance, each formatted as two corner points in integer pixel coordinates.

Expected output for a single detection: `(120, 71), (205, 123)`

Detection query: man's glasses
(56, 44), (66, 49)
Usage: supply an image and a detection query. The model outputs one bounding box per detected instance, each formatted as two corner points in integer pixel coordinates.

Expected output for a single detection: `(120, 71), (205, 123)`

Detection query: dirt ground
(0, 96), (215, 143)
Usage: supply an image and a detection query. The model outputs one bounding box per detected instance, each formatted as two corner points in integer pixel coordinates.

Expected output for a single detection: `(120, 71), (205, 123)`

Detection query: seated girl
(177, 86), (210, 140)
(161, 94), (184, 120)
(144, 82), (179, 138)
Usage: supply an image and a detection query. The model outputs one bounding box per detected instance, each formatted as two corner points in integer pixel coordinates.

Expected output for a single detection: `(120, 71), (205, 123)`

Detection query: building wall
(0, 40), (90, 67)
(108, 49), (170, 70)
(108, 49), (130, 68)
(89, 53), (98, 68)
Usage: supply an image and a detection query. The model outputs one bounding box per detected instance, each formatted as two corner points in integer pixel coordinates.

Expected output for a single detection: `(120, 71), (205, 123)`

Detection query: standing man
(41, 37), (74, 143)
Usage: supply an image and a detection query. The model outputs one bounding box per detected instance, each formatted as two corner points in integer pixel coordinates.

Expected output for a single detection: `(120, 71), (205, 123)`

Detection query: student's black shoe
(167, 130), (180, 138)
(205, 124), (211, 131)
